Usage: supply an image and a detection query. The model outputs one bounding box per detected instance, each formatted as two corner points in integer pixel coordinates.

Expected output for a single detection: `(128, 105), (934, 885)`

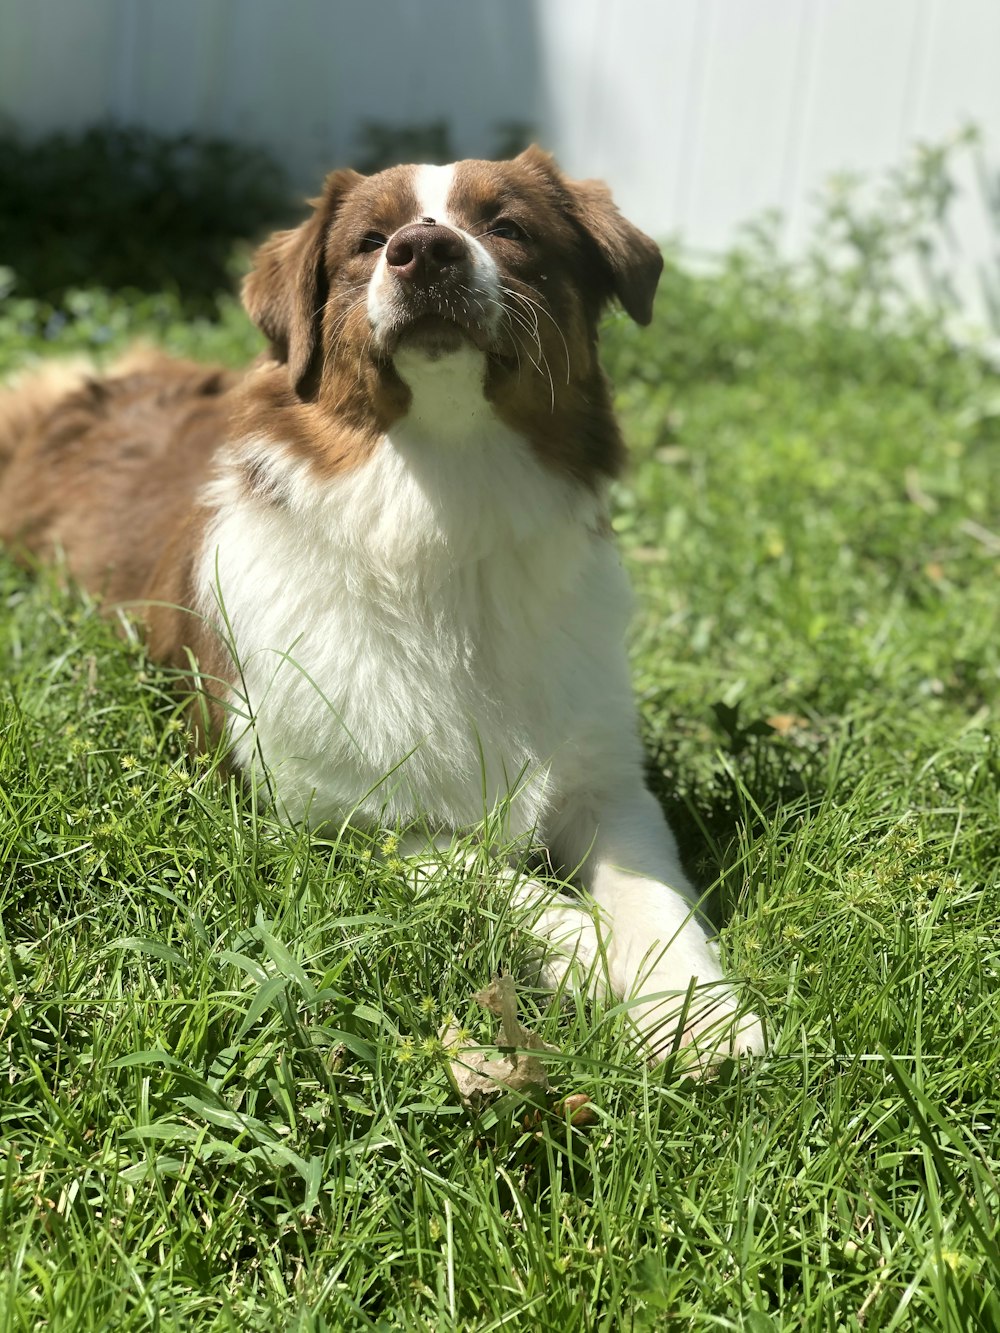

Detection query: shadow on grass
(644, 718), (828, 928)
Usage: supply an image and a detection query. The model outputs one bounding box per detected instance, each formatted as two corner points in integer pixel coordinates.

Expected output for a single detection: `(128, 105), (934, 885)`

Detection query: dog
(0, 147), (763, 1062)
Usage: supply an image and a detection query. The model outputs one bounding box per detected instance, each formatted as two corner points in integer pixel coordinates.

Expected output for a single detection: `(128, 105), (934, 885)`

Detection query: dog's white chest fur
(203, 358), (634, 832)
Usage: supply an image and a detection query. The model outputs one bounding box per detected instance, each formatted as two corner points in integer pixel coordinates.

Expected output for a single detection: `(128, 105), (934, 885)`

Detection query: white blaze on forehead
(413, 163), (457, 225)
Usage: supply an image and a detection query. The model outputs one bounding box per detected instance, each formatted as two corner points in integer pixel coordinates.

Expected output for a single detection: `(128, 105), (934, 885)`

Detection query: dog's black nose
(386, 223), (466, 283)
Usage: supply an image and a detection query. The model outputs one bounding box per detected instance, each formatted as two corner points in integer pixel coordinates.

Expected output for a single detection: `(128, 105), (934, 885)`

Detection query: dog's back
(0, 350), (236, 603)
(0, 359), (92, 475)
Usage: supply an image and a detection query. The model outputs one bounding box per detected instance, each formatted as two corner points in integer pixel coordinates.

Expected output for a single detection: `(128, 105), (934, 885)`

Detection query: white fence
(2, 0), (998, 325)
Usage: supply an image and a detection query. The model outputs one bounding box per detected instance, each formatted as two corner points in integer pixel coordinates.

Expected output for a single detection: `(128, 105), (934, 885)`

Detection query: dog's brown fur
(0, 350), (236, 603)
(0, 148), (662, 739)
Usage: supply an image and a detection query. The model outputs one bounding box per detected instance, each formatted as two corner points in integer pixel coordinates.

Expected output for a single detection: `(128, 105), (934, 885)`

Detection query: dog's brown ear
(564, 176), (664, 325)
(242, 168), (363, 395)
(515, 145), (663, 325)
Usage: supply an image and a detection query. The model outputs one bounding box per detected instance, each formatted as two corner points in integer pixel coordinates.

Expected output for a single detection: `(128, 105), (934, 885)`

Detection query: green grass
(2, 204), (1000, 1330)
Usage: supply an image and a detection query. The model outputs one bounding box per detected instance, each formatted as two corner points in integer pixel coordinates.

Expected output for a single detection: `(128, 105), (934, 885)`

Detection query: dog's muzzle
(369, 221), (499, 357)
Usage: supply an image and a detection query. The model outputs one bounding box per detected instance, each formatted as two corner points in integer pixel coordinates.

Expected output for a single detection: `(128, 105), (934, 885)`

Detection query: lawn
(1, 141), (999, 1330)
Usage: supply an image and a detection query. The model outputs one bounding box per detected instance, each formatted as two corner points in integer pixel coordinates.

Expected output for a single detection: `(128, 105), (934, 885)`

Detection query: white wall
(2, 0), (998, 325)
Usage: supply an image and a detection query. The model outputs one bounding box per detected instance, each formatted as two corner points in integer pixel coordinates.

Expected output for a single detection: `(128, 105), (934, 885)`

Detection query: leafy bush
(604, 126), (991, 403)
(0, 125), (292, 314)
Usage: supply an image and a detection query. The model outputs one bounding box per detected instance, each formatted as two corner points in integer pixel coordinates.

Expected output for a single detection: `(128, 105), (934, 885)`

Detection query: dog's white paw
(624, 987), (765, 1068)
(511, 879), (609, 996)
(515, 875), (764, 1069)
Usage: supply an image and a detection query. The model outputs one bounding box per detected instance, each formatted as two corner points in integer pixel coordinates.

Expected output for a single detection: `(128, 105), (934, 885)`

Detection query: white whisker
(502, 284), (572, 385)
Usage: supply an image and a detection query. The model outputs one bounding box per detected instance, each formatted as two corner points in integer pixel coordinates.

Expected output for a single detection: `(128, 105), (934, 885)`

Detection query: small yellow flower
(396, 1038), (415, 1064)
(941, 1249), (971, 1274)
(763, 530), (786, 560)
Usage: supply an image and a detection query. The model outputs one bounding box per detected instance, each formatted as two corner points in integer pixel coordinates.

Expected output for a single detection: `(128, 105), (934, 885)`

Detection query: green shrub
(0, 125), (292, 314)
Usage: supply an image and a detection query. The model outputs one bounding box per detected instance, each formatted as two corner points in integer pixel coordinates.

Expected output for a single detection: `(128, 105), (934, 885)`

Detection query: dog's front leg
(548, 784), (764, 1063)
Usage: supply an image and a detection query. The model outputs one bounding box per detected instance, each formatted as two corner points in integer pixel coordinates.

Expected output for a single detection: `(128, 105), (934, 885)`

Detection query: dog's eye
(488, 218), (527, 242)
(357, 231), (387, 254)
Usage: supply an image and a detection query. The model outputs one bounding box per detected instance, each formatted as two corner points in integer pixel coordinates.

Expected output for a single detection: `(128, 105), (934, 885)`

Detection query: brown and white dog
(0, 147), (762, 1061)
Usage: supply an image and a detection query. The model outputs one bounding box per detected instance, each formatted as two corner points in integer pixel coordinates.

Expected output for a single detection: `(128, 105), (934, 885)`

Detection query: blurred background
(1, 0), (999, 333)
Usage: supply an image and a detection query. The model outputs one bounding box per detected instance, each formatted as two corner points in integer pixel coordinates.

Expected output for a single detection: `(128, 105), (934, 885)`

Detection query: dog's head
(243, 147), (662, 482)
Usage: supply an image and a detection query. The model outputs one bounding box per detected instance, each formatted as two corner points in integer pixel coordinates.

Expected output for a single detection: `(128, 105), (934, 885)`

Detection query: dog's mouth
(377, 288), (501, 362)
(392, 312), (480, 358)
